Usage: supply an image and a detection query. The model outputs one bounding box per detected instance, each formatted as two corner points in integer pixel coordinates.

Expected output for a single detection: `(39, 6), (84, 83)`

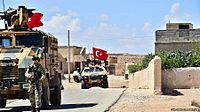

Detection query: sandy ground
(108, 88), (200, 112)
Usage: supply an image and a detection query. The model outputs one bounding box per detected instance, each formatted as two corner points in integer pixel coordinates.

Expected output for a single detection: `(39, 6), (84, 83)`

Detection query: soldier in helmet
(25, 56), (46, 112)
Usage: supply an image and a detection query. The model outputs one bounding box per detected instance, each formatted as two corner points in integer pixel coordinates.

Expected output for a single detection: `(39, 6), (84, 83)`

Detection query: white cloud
(38, 11), (153, 54)
(164, 2), (195, 24)
(143, 22), (150, 32)
(100, 14), (109, 21)
(43, 10), (80, 32)
(37, 10), (81, 46)
(77, 23), (154, 54)
(165, 2), (180, 22)
(171, 2), (180, 14)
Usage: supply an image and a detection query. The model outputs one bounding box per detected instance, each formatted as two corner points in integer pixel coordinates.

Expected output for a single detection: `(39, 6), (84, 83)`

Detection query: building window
(179, 25), (189, 29)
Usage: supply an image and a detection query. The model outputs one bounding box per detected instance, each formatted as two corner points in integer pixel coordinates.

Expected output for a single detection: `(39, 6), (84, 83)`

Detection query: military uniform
(25, 57), (45, 112)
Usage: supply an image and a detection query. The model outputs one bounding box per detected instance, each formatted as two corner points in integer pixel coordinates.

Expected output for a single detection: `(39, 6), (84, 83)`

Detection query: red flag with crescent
(28, 12), (43, 28)
(93, 47), (108, 60)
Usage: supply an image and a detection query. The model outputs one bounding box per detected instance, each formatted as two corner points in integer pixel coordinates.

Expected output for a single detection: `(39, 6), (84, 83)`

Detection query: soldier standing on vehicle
(25, 56), (46, 112)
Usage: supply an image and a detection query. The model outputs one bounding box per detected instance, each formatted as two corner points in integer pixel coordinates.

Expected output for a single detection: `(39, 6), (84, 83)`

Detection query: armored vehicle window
(95, 67), (104, 72)
(0, 36), (12, 47)
(16, 35), (42, 47)
(1, 48), (21, 53)
(84, 67), (94, 72)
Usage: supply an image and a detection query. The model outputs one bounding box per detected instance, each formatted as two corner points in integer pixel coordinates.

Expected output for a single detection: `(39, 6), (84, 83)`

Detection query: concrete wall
(155, 28), (200, 52)
(162, 67), (200, 89)
(155, 42), (196, 52)
(129, 56), (162, 95)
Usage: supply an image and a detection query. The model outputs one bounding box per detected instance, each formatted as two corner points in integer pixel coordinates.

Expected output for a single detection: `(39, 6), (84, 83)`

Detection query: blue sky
(0, 0), (200, 54)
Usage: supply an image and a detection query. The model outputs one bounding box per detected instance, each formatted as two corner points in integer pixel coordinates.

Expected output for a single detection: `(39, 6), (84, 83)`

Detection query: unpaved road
(108, 89), (200, 112)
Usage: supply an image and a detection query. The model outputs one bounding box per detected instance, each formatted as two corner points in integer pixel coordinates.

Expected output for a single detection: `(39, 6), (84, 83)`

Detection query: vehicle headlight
(84, 76), (88, 79)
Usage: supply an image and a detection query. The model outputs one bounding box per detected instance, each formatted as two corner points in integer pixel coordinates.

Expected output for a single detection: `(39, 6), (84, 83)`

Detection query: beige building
(108, 53), (144, 75)
(58, 46), (86, 73)
(87, 53), (144, 75)
(155, 23), (200, 52)
(58, 46), (144, 75)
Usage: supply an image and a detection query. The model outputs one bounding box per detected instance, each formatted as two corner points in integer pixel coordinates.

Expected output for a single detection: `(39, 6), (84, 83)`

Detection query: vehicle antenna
(2, 0), (7, 29)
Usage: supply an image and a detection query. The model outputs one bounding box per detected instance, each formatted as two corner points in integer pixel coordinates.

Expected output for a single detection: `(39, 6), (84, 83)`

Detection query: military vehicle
(81, 60), (109, 89)
(0, 6), (63, 108)
(81, 66), (109, 89)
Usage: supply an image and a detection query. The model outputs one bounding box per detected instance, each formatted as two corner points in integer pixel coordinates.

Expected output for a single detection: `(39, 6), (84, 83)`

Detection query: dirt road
(108, 89), (200, 112)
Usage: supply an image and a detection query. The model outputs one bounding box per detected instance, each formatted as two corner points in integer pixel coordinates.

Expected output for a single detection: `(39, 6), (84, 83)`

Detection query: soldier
(25, 56), (46, 112)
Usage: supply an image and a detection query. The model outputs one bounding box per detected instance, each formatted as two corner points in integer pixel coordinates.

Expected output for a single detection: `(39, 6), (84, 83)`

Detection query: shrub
(128, 63), (143, 73)
(128, 48), (200, 73)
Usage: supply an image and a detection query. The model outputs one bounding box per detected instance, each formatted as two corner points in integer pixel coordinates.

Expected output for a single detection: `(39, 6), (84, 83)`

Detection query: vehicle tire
(73, 76), (79, 83)
(102, 79), (109, 88)
(50, 77), (61, 106)
(0, 97), (6, 108)
(41, 79), (50, 109)
(81, 80), (89, 89)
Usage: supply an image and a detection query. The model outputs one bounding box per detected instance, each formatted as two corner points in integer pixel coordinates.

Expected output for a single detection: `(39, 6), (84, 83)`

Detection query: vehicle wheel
(0, 97), (6, 108)
(73, 76), (79, 83)
(50, 77), (61, 106)
(41, 79), (50, 109)
(102, 79), (109, 88)
(81, 80), (89, 89)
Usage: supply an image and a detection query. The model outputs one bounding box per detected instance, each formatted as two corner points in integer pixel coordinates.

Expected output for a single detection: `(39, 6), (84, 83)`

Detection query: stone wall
(162, 67), (200, 89)
(155, 42), (196, 52)
(129, 56), (162, 95)
(155, 29), (200, 52)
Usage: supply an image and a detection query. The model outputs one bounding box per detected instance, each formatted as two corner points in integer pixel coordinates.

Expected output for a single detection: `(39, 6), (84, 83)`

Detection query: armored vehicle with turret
(0, 6), (63, 108)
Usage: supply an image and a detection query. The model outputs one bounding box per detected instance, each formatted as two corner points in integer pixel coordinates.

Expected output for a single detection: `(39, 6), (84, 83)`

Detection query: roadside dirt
(108, 88), (200, 112)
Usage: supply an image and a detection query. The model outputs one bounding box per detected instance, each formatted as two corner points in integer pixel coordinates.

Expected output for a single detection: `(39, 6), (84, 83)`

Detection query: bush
(128, 53), (155, 74)
(128, 48), (200, 73)
(128, 63), (143, 73)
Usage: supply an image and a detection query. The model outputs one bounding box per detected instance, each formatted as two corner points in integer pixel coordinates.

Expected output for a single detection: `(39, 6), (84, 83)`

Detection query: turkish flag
(28, 12), (43, 29)
(93, 47), (108, 60)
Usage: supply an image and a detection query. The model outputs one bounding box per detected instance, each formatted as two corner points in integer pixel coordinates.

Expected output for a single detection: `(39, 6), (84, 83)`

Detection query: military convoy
(0, 6), (63, 108)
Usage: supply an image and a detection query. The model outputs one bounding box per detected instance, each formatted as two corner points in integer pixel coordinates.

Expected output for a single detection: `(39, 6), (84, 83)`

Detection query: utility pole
(67, 30), (71, 83)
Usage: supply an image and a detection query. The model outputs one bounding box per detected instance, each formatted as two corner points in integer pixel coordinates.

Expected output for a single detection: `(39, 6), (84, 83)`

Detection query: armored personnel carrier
(0, 6), (63, 108)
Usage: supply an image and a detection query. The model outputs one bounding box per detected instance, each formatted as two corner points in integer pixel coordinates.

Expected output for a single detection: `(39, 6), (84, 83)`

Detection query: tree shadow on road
(0, 103), (98, 112)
